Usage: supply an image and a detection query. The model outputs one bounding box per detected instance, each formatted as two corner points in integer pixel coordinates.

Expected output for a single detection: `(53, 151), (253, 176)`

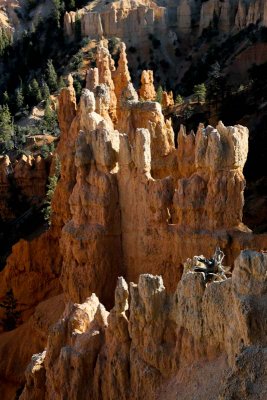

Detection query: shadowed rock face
(0, 154), (49, 221)
(19, 250), (267, 400)
(0, 41), (267, 398)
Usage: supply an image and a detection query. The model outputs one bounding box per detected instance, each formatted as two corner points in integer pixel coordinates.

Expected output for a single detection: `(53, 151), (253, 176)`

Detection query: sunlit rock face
(64, 0), (267, 42)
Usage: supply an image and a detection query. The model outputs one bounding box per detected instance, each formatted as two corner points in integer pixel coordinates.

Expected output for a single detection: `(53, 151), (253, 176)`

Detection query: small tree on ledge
(0, 289), (21, 331)
(193, 83), (207, 103)
(156, 85), (163, 104)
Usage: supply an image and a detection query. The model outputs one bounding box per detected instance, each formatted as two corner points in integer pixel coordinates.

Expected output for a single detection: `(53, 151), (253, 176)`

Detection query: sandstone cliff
(0, 41), (266, 398)
(20, 250), (267, 400)
(64, 0), (267, 42)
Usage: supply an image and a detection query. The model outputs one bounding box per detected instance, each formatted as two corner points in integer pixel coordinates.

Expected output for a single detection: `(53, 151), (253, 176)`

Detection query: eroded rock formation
(139, 70), (156, 101)
(1, 41), (267, 398)
(64, 0), (267, 42)
(20, 250), (267, 400)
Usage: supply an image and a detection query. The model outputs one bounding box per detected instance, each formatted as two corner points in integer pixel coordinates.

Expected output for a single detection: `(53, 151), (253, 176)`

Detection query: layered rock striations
(20, 250), (267, 400)
(1, 41), (267, 398)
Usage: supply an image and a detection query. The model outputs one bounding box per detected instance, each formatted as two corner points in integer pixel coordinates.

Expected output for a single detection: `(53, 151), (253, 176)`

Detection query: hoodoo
(0, 1), (266, 399)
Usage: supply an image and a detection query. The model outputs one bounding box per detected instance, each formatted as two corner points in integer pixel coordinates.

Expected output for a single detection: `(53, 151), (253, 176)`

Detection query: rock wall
(65, 0), (165, 43)
(64, 0), (267, 42)
(20, 250), (267, 400)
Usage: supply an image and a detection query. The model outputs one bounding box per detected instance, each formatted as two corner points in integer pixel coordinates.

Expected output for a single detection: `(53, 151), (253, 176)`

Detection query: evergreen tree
(193, 83), (206, 103)
(0, 28), (11, 56)
(175, 94), (184, 105)
(0, 289), (21, 331)
(43, 155), (61, 225)
(15, 87), (24, 110)
(46, 59), (58, 92)
(52, 0), (64, 28)
(0, 105), (13, 143)
(25, 82), (33, 106)
(66, 0), (76, 10)
(73, 78), (82, 100)
(41, 101), (59, 132)
(30, 78), (42, 103)
(75, 11), (81, 41)
(156, 85), (163, 104)
(58, 76), (66, 89)
(207, 62), (226, 109)
(2, 91), (9, 105)
(42, 82), (51, 101)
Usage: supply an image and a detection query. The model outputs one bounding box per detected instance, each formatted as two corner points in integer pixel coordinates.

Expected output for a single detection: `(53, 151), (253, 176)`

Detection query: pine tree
(43, 155), (61, 225)
(175, 94), (184, 105)
(75, 11), (81, 41)
(193, 83), (206, 103)
(42, 82), (50, 101)
(0, 289), (21, 331)
(2, 91), (9, 105)
(15, 87), (24, 110)
(42, 101), (58, 132)
(0, 28), (11, 56)
(46, 59), (58, 92)
(0, 105), (13, 142)
(58, 76), (66, 89)
(73, 79), (82, 100)
(156, 85), (163, 104)
(66, 0), (75, 9)
(31, 79), (42, 103)
(52, 0), (64, 28)
(207, 62), (226, 109)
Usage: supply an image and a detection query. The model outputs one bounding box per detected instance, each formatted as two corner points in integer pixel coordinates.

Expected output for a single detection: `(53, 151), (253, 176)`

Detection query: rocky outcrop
(64, 0), (267, 42)
(139, 70), (156, 101)
(173, 122), (249, 230)
(19, 250), (267, 400)
(162, 90), (174, 108)
(55, 42), (266, 307)
(64, 0), (164, 42)
(60, 88), (122, 307)
(1, 41), (267, 398)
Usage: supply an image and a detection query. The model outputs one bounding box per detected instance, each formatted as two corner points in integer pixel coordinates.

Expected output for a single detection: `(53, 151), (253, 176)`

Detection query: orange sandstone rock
(20, 251), (267, 400)
(1, 41), (267, 400)
(162, 90), (174, 108)
(139, 70), (156, 101)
